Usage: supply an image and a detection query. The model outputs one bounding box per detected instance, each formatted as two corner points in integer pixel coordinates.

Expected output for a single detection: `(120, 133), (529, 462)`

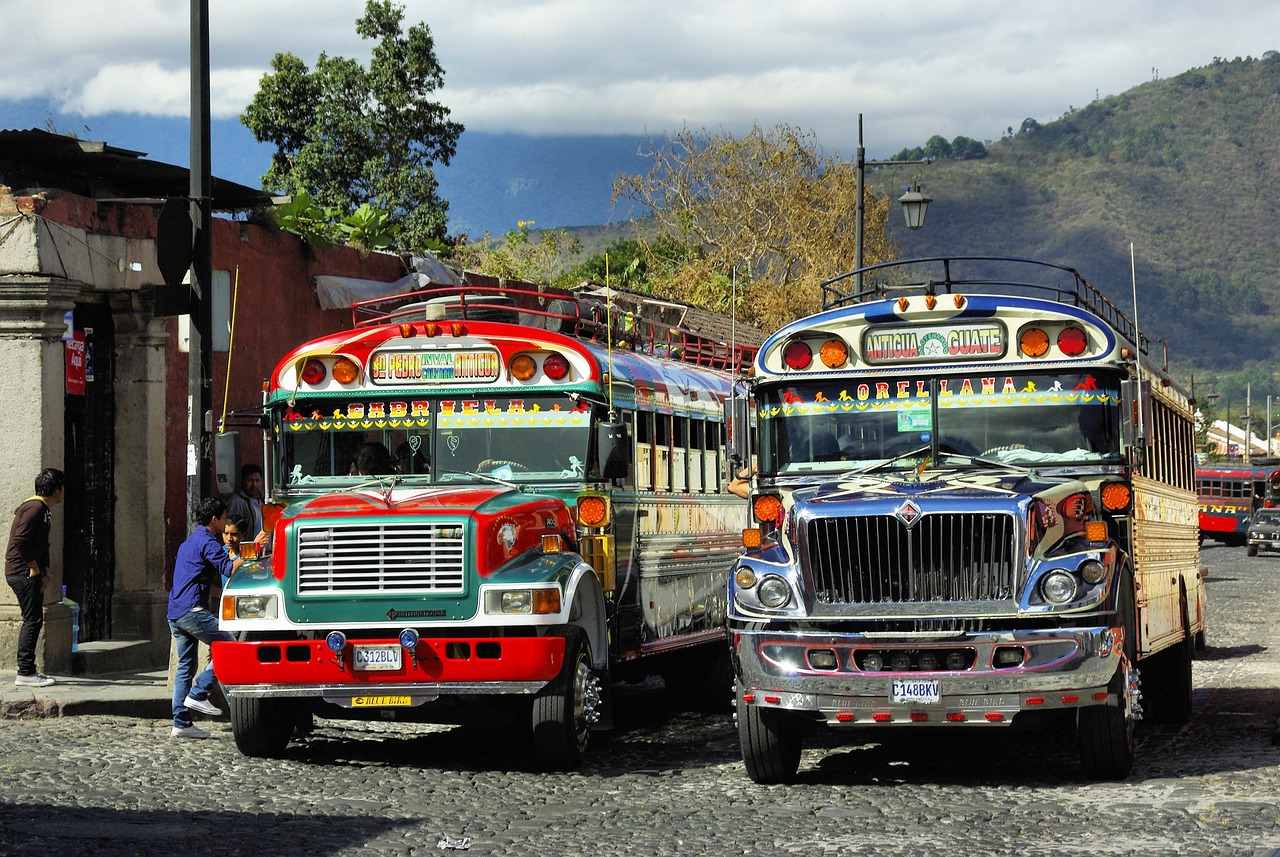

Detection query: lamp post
(853, 113), (932, 292)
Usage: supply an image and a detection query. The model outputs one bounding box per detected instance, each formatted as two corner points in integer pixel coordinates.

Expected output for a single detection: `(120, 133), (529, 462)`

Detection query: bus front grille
(805, 513), (1017, 605)
(295, 522), (466, 595)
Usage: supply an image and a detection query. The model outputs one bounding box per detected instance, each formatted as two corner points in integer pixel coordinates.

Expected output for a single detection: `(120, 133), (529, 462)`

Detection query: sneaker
(183, 694), (223, 716)
(14, 673), (55, 687)
(171, 724), (210, 739)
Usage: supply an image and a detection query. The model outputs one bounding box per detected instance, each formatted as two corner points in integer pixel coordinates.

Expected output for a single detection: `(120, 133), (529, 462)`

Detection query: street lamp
(853, 113), (932, 291)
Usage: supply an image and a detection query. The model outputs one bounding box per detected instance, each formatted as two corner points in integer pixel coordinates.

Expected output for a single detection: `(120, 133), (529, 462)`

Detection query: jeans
(169, 608), (234, 728)
(6, 572), (44, 676)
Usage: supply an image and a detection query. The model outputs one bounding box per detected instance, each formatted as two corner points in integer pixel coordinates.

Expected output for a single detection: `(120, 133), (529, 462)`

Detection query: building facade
(0, 133), (404, 673)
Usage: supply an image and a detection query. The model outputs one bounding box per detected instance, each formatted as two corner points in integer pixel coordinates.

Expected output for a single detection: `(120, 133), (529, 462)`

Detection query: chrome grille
(295, 521), (466, 595)
(805, 513), (1017, 604)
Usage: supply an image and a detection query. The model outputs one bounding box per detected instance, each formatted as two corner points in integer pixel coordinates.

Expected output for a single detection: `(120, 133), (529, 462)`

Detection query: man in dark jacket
(5, 469), (65, 686)
(166, 497), (243, 738)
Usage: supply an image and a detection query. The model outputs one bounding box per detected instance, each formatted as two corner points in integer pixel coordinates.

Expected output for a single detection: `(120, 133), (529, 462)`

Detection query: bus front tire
(738, 698), (803, 784)
(1077, 662), (1137, 780)
(229, 695), (297, 758)
(532, 628), (601, 770)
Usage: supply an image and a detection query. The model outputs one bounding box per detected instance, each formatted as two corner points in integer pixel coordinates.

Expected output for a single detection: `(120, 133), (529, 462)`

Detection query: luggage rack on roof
(350, 283), (758, 373)
(820, 256), (1148, 355)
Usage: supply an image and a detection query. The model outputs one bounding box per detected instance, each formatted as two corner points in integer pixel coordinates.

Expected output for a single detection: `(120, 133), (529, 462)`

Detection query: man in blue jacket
(167, 497), (244, 739)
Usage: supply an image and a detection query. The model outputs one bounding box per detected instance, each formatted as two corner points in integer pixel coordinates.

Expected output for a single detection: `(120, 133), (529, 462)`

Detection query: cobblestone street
(2, 544), (1278, 857)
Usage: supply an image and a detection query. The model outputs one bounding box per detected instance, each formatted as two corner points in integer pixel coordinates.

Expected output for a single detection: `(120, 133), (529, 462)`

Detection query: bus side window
(655, 412), (671, 492)
(636, 411), (653, 491)
(689, 419), (705, 493)
(673, 416), (688, 493)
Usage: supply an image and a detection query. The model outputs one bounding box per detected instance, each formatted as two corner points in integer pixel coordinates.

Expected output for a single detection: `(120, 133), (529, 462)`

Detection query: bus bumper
(732, 625), (1124, 725)
(212, 635), (566, 702)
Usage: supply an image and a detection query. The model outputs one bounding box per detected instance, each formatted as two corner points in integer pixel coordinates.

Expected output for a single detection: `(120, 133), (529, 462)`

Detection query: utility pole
(187, 0), (213, 514)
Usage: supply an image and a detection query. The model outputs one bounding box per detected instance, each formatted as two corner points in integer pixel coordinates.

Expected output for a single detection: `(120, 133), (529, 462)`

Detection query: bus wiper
(436, 468), (522, 489)
(855, 445), (933, 474)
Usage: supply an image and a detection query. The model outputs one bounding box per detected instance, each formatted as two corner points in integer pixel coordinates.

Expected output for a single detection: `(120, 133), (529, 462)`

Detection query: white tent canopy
(312, 252), (462, 310)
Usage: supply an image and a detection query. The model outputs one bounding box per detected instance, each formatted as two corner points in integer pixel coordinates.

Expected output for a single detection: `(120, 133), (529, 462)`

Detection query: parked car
(1246, 509), (1280, 556)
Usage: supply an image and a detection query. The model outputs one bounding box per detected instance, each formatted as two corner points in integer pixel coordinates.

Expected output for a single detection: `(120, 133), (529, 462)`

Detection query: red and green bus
(212, 286), (754, 768)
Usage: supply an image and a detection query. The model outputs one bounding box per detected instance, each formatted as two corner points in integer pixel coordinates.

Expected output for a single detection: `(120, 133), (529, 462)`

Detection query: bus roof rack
(349, 280), (759, 373)
(821, 256), (1146, 355)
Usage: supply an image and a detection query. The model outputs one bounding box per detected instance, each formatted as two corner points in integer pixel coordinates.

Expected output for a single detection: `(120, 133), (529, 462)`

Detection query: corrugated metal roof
(0, 128), (270, 211)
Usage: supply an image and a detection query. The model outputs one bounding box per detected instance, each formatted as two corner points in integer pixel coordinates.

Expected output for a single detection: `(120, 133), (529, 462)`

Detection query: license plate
(351, 695), (412, 707)
(352, 644), (402, 671)
(892, 679), (940, 705)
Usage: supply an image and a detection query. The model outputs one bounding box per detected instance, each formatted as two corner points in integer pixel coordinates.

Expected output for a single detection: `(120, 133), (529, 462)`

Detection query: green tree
(450, 221), (582, 287)
(612, 123), (898, 331)
(241, 0), (463, 250)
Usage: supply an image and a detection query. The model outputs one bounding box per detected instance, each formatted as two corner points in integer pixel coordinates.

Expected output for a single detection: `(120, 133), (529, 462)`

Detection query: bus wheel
(230, 695), (297, 758)
(737, 697), (803, 784)
(1142, 631), (1194, 724)
(1077, 660), (1138, 780)
(532, 629), (602, 770)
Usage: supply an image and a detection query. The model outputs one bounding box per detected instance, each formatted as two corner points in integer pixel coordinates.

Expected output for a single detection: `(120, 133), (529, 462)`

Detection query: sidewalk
(0, 668), (172, 719)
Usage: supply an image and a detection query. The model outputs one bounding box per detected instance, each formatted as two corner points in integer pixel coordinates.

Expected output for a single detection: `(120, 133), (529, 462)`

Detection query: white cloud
(2, 0), (1278, 152)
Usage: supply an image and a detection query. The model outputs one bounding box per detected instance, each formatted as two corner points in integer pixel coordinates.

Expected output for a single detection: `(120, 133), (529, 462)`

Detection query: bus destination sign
(862, 322), (1006, 365)
(370, 347), (502, 385)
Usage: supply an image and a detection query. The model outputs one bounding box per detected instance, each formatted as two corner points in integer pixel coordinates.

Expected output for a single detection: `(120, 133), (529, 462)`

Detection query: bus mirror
(725, 393), (750, 466)
(596, 420), (628, 480)
(1121, 379), (1152, 456)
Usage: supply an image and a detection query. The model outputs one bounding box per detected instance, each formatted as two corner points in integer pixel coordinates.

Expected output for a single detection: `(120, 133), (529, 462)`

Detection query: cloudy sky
(4, 0), (1278, 160)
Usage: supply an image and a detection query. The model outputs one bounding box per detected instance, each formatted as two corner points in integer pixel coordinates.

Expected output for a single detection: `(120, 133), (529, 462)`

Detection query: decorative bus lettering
(370, 348), (502, 384)
(761, 373), (1114, 415)
(862, 323), (1005, 365)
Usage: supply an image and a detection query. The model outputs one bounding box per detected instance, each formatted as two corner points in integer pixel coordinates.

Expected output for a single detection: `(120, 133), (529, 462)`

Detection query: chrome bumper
(733, 625), (1122, 725)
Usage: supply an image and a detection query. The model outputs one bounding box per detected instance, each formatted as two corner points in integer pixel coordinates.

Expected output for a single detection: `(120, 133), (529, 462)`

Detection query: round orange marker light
(752, 494), (783, 524)
(1100, 482), (1132, 512)
(819, 339), (848, 368)
(511, 354), (537, 381)
(577, 495), (609, 526)
(1019, 327), (1050, 358)
(331, 357), (359, 384)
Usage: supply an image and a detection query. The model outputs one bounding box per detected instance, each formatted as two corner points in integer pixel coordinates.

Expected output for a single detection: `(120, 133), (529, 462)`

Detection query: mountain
(867, 53), (1280, 388)
(434, 133), (652, 239)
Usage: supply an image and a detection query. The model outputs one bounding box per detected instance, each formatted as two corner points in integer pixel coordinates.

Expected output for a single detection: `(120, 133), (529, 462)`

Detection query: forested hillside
(875, 53), (1280, 390)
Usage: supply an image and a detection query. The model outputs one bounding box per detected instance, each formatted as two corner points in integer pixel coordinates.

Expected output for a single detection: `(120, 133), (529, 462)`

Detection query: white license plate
(892, 679), (940, 705)
(353, 644), (402, 671)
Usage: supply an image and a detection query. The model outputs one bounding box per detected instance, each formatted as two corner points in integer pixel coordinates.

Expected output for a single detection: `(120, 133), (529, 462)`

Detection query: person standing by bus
(5, 468), (65, 687)
(167, 497), (243, 738)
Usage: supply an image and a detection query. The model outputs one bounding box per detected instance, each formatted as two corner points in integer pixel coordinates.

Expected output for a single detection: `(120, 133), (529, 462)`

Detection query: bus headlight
(1079, 559), (1106, 584)
(757, 575), (792, 609)
(484, 588), (562, 615)
(226, 594), (277, 620)
(1040, 571), (1078, 604)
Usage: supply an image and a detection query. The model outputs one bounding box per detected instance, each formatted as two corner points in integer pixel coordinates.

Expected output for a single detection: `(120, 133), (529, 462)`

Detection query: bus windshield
(758, 370), (1121, 473)
(276, 394), (593, 488)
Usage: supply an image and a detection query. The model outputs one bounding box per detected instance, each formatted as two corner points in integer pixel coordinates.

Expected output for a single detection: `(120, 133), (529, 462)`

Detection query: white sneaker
(171, 724), (210, 739)
(183, 694), (223, 716)
(14, 673), (55, 687)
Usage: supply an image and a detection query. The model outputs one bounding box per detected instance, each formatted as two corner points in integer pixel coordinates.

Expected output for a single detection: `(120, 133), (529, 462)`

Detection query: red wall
(162, 218), (405, 566)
